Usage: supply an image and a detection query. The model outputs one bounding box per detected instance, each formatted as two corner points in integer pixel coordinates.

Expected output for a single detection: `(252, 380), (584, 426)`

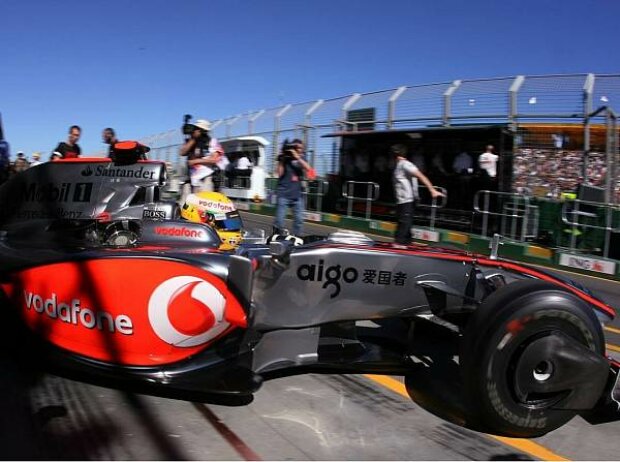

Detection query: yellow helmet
(181, 192), (243, 250)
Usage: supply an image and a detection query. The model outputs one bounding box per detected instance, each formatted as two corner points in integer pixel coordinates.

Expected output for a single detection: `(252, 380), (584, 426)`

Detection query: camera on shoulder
(279, 139), (297, 162)
(182, 114), (211, 144)
(182, 114), (195, 136)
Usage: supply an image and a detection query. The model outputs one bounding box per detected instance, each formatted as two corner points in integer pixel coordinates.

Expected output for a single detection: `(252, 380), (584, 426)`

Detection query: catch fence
(140, 73), (620, 183)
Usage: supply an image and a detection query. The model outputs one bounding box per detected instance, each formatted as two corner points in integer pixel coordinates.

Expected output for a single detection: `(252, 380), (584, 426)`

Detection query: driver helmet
(180, 191), (242, 250)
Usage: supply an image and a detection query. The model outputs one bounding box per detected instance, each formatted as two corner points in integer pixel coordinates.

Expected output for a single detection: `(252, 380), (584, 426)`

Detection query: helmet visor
(215, 212), (242, 231)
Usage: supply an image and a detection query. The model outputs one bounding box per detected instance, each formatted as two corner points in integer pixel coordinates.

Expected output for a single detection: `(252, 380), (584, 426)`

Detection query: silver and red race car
(0, 151), (618, 438)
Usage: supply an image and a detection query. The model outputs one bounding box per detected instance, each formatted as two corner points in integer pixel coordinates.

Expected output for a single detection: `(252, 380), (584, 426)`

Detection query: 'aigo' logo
(296, 260), (359, 298)
(148, 276), (230, 347)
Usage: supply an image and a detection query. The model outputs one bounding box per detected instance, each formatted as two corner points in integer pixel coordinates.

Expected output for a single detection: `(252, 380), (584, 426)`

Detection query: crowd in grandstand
(512, 148), (617, 200)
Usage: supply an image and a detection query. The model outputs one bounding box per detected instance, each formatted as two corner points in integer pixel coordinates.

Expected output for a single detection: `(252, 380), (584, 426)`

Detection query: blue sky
(1, 0), (619, 157)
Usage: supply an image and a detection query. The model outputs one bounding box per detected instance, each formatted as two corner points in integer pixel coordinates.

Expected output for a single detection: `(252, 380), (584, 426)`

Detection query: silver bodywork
(0, 160), (176, 226)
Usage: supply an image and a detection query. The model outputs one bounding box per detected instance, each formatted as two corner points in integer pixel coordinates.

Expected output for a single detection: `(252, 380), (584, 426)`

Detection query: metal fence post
(388, 86), (407, 129)
(605, 206), (612, 258)
(443, 80), (461, 127)
(273, 104), (292, 174)
(521, 197), (530, 242)
(509, 75), (525, 131)
(366, 183), (372, 219)
(615, 111), (619, 206)
(305, 99), (324, 167)
(483, 191), (490, 236)
(583, 73), (595, 179)
(248, 110), (265, 135)
(606, 110), (614, 204)
(341, 93), (362, 131)
(346, 182), (353, 217)
(225, 115), (241, 139)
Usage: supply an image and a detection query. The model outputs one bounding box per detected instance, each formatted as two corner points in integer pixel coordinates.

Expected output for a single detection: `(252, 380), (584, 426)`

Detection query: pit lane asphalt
(0, 213), (618, 460)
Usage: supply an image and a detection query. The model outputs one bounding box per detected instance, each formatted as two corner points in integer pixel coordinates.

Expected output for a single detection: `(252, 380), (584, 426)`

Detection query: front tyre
(460, 280), (608, 437)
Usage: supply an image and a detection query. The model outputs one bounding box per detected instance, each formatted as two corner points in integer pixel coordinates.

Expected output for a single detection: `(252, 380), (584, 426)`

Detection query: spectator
(13, 151), (29, 173)
(273, 139), (312, 236)
(53, 125), (82, 158)
(478, 145), (498, 178)
(30, 152), (43, 166)
(452, 151), (474, 174)
(392, 144), (443, 245)
(0, 138), (10, 184)
(102, 127), (119, 158)
(511, 148), (608, 199)
(235, 154), (252, 171)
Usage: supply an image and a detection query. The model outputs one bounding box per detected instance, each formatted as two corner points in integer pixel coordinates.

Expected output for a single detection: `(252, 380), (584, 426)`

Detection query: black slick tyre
(460, 279), (605, 437)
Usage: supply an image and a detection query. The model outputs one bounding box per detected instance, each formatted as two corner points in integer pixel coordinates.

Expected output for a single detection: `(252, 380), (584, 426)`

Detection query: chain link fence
(140, 73), (620, 182)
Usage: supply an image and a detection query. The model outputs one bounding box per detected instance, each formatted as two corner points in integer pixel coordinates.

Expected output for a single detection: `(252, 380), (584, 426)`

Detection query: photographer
(273, 139), (312, 236)
(179, 119), (221, 199)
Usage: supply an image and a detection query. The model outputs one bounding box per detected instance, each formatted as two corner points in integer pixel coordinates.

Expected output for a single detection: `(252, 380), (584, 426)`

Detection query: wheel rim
(532, 360), (554, 382)
(508, 330), (577, 409)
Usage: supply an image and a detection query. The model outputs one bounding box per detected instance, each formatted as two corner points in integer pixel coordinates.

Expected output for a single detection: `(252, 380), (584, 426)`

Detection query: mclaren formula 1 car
(0, 153), (618, 438)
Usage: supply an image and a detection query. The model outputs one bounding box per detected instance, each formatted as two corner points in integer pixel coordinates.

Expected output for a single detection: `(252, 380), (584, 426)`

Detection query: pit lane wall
(235, 200), (620, 281)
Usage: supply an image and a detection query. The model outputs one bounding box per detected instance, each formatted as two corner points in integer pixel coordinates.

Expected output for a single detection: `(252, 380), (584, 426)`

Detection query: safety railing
(474, 190), (536, 241)
(415, 186), (448, 230)
(303, 180), (329, 212)
(342, 181), (380, 219)
(561, 199), (620, 258)
(225, 171), (253, 189)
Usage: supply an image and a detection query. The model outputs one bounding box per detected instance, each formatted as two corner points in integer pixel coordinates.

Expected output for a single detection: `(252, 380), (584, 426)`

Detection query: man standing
(392, 144), (443, 245)
(13, 151), (29, 173)
(273, 139), (312, 236)
(53, 125), (82, 158)
(102, 127), (119, 158)
(478, 145), (498, 178)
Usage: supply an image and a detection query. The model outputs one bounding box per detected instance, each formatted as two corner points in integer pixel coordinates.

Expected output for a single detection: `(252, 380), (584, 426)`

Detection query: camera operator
(179, 119), (221, 200)
(273, 138), (312, 236)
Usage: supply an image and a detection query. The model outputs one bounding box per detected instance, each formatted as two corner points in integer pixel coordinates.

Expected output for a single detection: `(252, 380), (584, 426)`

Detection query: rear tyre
(460, 279), (605, 437)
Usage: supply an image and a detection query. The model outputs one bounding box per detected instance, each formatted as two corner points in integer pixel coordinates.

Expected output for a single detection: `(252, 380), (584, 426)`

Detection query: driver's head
(180, 192), (237, 228)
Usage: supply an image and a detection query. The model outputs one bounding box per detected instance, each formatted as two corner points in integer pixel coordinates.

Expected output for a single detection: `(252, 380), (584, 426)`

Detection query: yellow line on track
(604, 325), (620, 335)
(363, 374), (569, 461)
(606, 343), (620, 353)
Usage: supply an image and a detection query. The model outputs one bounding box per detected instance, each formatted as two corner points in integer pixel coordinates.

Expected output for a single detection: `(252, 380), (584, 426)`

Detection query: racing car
(0, 151), (618, 438)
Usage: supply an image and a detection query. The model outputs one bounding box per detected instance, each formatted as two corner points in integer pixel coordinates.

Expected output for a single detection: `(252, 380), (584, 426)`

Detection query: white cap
(192, 119), (211, 131)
